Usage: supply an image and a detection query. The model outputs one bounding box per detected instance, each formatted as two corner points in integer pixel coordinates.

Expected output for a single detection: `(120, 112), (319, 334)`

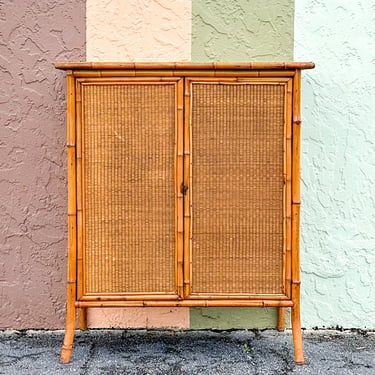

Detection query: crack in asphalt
(80, 341), (97, 375)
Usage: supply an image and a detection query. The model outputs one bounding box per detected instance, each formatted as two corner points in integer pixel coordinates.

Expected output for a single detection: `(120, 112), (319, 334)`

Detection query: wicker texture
(191, 83), (285, 294)
(82, 83), (175, 294)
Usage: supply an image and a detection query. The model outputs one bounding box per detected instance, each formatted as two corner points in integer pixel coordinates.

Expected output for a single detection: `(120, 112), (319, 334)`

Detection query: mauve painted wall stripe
(0, 0), (86, 329)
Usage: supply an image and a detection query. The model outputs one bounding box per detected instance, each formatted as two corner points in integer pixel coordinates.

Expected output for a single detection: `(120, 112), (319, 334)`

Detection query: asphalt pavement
(0, 329), (374, 374)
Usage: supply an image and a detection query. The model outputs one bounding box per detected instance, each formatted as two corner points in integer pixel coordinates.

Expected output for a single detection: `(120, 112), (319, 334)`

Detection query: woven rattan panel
(82, 83), (175, 294)
(191, 83), (285, 294)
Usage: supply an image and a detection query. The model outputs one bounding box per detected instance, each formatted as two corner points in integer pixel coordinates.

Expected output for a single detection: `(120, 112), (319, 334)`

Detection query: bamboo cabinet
(55, 62), (314, 364)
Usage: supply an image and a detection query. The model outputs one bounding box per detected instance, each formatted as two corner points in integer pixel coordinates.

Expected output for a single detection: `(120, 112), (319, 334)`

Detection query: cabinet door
(184, 77), (293, 299)
(77, 78), (184, 300)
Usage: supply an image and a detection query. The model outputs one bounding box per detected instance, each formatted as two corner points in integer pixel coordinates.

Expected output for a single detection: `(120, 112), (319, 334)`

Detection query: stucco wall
(1, 0), (373, 330)
(189, 0), (295, 329)
(192, 0), (294, 61)
(85, 0), (192, 329)
(0, 0), (85, 328)
(295, 0), (375, 328)
(87, 0), (191, 61)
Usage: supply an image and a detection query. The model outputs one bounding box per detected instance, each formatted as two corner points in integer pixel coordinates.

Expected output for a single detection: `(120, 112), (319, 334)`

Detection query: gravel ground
(0, 329), (374, 374)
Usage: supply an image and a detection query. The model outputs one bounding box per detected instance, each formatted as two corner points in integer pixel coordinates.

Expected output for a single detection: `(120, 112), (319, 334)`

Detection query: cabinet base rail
(74, 300), (294, 308)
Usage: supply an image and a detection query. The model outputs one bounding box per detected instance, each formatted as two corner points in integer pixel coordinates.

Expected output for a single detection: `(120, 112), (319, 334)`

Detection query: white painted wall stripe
(294, 0), (375, 328)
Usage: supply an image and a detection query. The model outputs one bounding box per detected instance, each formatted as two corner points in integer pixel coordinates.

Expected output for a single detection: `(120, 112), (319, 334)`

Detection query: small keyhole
(180, 184), (189, 195)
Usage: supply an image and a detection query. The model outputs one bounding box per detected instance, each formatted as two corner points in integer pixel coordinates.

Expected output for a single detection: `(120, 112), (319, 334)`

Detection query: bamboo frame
(76, 83), (87, 331)
(60, 72), (77, 364)
(75, 82), (84, 301)
(184, 77), (291, 301)
(56, 63), (313, 365)
(176, 79), (184, 298)
(79, 293), (289, 301)
(277, 307), (286, 331)
(291, 69), (304, 364)
(80, 83), (87, 300)
(69, 70), (299, 78)
(75, 300), (294, 308)
(81, 294), (183, 301)
(55, 61), (314, 70)
(183, 79), (192, 298)
(285, 79), (294, 299)
(277, 78), (294, 333)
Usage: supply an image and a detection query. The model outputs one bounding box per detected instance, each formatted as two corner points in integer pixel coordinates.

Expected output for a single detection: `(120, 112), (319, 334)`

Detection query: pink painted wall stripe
(88, 308), (190, 329)
(86, 0), (192, 329)
(87, 0), (192, 61)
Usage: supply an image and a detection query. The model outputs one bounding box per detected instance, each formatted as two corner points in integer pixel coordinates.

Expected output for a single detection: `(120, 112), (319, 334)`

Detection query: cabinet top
(55, 61), (314, 71)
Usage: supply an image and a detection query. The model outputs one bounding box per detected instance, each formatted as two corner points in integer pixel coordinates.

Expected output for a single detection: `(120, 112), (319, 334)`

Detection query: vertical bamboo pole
(291, 69), (304, 365)
(176, 79), (184, 298)
(183, 79), (191, 297)
(279, 78), (294, 333)
(76, 83), (83, 301)
(285, 79), (293, 299)
(75, 83), (87, 330)
(60, 72), (77, 364)
(78, 308), (87, 330)
(277, 307), (286, 331)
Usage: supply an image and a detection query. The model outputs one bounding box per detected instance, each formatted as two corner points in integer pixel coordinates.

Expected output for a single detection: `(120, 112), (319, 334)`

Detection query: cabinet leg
(79, 307), (88, 331)
(277, 307), (285, 331)
(291, 303), (304, 365)
(60, 298), (77, 363)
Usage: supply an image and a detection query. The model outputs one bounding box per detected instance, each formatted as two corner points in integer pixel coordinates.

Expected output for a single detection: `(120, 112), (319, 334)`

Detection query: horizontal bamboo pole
(76, 300), (294, 308)
(79, 293), (290, 301)
(135, 70), (174, 77)
(79, 77), (180, 84)
(72, 70), (102, 77)
(80, 294), (182, 301)
(55, 61), (315, 71)
(185, 77), (291, 87)
(259, 70), (296, 77)
(187, 293), (290, 300)
(72, 70), (297, 78)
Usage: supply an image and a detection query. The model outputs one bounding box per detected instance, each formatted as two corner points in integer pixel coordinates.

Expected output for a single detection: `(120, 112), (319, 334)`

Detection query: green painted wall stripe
(191, 308), (291, 330)
(192, 0), (294, 61)
(190, 0), (295, 329)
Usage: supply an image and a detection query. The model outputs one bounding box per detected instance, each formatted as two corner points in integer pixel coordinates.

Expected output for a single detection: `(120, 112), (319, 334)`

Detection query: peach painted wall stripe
(86, 0), (192, 329)
(86, 0), (192, 61)
(88, 308), (190, 329)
